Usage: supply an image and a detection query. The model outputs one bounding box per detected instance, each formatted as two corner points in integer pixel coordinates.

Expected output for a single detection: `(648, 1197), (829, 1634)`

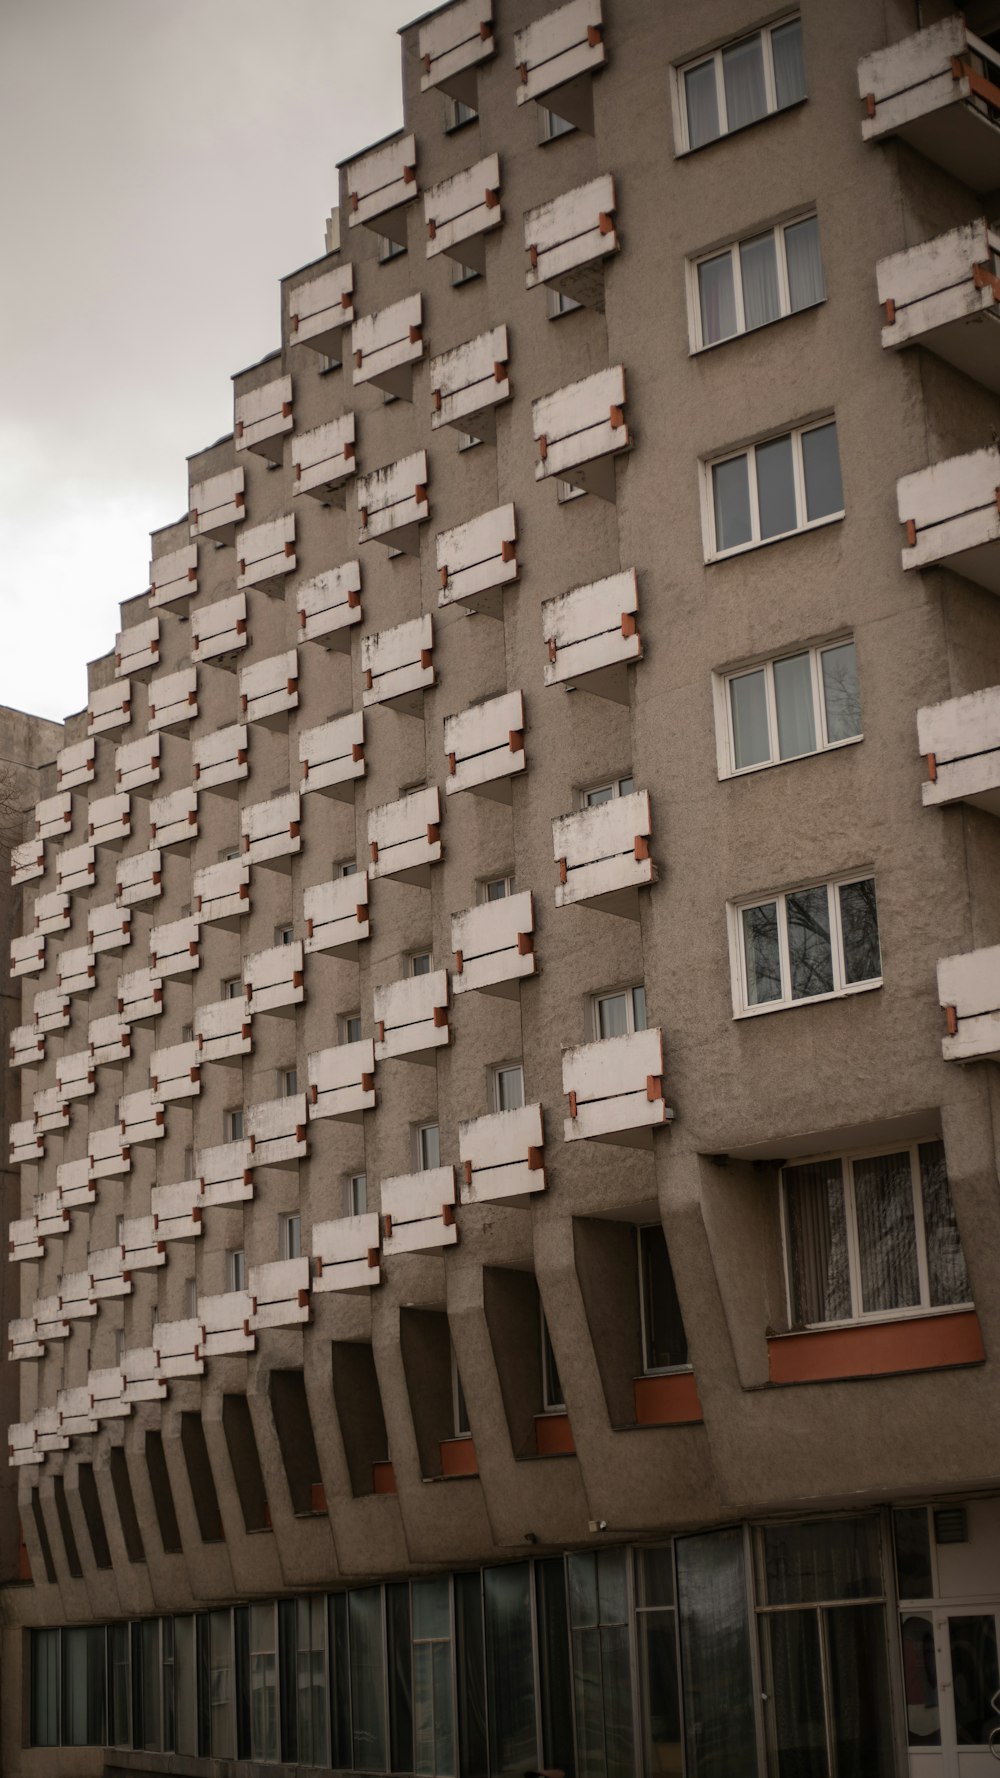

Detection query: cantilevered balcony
(300, 711), (365, 799)
(533, 365), (630, 499)
(552, 789), (654, 916)
(36, 1189), (71, 1237)
(382, 1168), (457, 1255)
(118, 966), (163, 1027)
(9, 1318), (43, 1362)
(369, 786), (441, 885)
(420, 0), (494, 101)
(34, 889), (70, 935)
(201, 1289), (255, 1356)
(357, 451), (429, 552)
(57, 945), (96, 997)
(437, 503), (517, 614)
(898, 445), (1000, 594)
(11, 934), (44, 979)
(89, 1245), (131, 1300)
(10, 1119), (43, 1166)
(918, 684), (1000, 815)
(363, 614), (434, 713)
(288, 261), (354, 357)
(12, 840), (44, 886)
(57, 842), (96, 895)
(297, 561), (362, 650)
(156, 1317), (204, 1379)
(242, 792), (301, 869)
(244, 941), (304, 1016)
(189, 466), (245, 545)
(346, 131), (417, 244)
(246, 1096), (308, 1168)
(11, 1024), (45, 1069)
(308, 1041), (376, 1122)
(149, 915), (200, 978)
(149, 541), (198, 613)
(60, 1270), (96, 1319)
(122, 1347), (165, 1404)
(193, 722), (248, 795)
(115, 733), (161, 794)
(197, 1139), (253, 1207)
(120, 1089), (165, 1146)
(36, 791), (73, 841)
(424, 154), (501, 272)
(374, 970), (449, 1064)
(292, 415), (356, 501)
(249, 1257), (310, 1329)
(55, 1048), (94, 1100)
(88, 1013), (130, 1068)
(56, 737), (95, 791)
(88, 679), (131, 737)
(122, 1215), (166, 1272)
(240, 649), (299, 728)
(445, 690), (525, 800)
(149, 667), (198, 732)
(459, 1102), (545, 1204)
(858, 17), (1000, 193)
(191, 592), (248, 667)
(562, 1026), (672, 1148)
(33, 987), (71, 1033)
(9, 1218), (44, 1263)
(525, 174), (618, 310)
(938, 945), (1000, 1061)
(430, 325), (510, 441)
(877, 219), (1000, 394)
(90, 1366), (131, 1419)
(116, 847), (162, 906)
(353, 294), (423, 399)
(89, 792), (130, 848)
(115, 615), (159, 680)
(237, 514), (296, 593)
(9, 1422), (42, 1466)
(313, 1214), (381, 1290)
(514, 0), (606, 129)
(150, 1177), (204, 1243)
(32, 1086), (69, 1134)
(304, 873), (370, 958)
(151, 785), (198, 848)
(193, 857), (250, 927)
(235, 374), (293, 463)
(195, 998), (252, 1065)
(58, 1388), (97, 1437)
(88, 1123), (128, 1181)
(149, 1039), (201, 1103)
(452, 891), (536, 998)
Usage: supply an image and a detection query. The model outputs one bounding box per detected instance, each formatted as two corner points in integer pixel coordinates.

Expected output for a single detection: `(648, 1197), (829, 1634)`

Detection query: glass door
(903, 1610), (1000, 1777)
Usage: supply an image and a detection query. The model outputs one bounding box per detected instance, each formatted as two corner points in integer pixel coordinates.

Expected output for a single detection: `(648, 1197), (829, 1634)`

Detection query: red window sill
(768, 1309), (985, 1385)
(633, 1371), (704, 1426)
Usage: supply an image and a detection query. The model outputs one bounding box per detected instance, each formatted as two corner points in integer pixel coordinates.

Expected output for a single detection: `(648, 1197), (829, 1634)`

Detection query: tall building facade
(4, 2), (1000, 1773)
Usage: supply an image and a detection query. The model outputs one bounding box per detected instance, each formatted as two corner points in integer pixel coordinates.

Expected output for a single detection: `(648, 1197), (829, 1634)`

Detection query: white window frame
(227, 1249), (247, 1294)
(377, 232), (406, 263)
(592, 985), (647, 1040)
(409, 951), (432, 977)
(280, 1213), (302, 1262)
(687, 210), (823, 353)
(547, 286), (582, 319)
(184, 1277), (199, 1320)
(728, 870), (882, 1019)
(450, 258), (481, 286)
(274, 924), (294, 946)
(416, 1122), (441, 1172)
(538, 104), (576, 142)
(713, 634), (862, 780)
(340, 1011), (363, 1045)
(636, 1225), (691, 1378)
(457, 430), (483, 452)
(444, 94), (478, 132)
(345, 1172), (367, 1217)
(779, 1140), (973, 1331)
(492, 1063), (525, 1113)
(581, 774), (634, 808)
(278, 1066), (298, 1098)
(556, 478), (586, 504)
(224, 1107), (244, 1143)
(672, 14), (805, 156)
(702, 417), (844, 562)
(481, 874), (514, 902)
(540, 1304), (565, 1411)
(223, 976), (242, 1000)
(336, 858), (358, 878)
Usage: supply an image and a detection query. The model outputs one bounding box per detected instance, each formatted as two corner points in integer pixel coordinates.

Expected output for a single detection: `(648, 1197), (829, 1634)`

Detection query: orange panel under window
(440, 1436), (479, 1478)
(17, 1533), (32, 1584)
(768, 1310), (985, 1386)
(633, 1371), (704, 1426)
(310, 1482), (328, 1515)
(372, 1460), (397, 1494)
(534, 1411), (576, 1456)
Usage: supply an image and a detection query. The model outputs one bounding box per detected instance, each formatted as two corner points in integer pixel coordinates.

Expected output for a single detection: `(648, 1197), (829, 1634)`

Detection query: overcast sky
(0, 0), (418, 724)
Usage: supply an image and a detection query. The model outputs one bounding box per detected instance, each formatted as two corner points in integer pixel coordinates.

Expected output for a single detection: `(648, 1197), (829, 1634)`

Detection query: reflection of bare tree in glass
(839, 879), (880, 984)
(743, 903), (781, 1003)
(787, 887), (834, 999)
(821, 645), (862, 743)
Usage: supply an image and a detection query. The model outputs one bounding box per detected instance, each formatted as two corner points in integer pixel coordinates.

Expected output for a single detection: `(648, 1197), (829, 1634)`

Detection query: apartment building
(4, 1), (1000, 1773)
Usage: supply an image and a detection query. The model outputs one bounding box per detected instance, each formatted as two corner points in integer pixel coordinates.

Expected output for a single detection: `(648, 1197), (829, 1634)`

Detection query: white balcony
(346, 131), (417, 244)
(381, 1168), (457, 1255)
(297, 561), (363, 651)
(193, 722), (248, 795)
(33, 1085), (69, 1133)
(33, 987), (71, 1033)
(877, 219), (1000, 394)
(240, 648), (299, 728)
(122, 1347), (166, 1404)
(116, 847), (162, 906)
(89, 679), (131, 737)
(420, 0), (494, 101)
(898, 446), (1000, 594)
(118, 967), (163, 1026)
(425, 153), (501, 272)
(308, 1040), (376, 1122)
(88, 1014), (130, 1068)
(292, 415), (357, 501)
(525, 173), (618, 310)
(36, 1405), (72, 1450)
(357, 451), (429, 552)
(120, 1088), (166, 1146)
(55, 1161), (95, 1214)
(562, 1026), (672, 1148)
(149, 540), (198, 614)
(514, 0), (605, 127)
(190, 466), (245, 544)
(150, 784), (199, 852)
(60, 1270), (97, 1319)
(150, 1177), (204, 1242)
(242, 792), (301, 870)
(533, 364), (630, 499)
(57, 945), (96, 997)
(11, 934), (44, 978)
(122, 1215), (166, 1271)
(918, 684), (1000, 815)
(193, 857), (251, 927)
(353, 293), (423, 399)
(191, 592), (248, 667)
(198, 1138), (254, 1207)
(437, 503), (517, 615)
(115, 733), (161, 794)
(149, 1040), (201, 1105)
(57, 841), (96, 895)
(149, 915), (200, 978)
(362, 613), (434, 713)
(36, 790), (73, 841)
(115, 615), (160, 681)
(149, 666), (198, 732)
(304, 872), (370, 958)
(58, 1387), (98, 1437)
(246, 1095), (308, 1168)
(195, 998), (252, 1065)
(244, 940), (304, 1016)
(369, 786), (441, 885)
(89, 1246), (131, 1301)
(313, 1213), (381, 1291)
(459, 1102), (546, 1204)
(156, 1316), (204, 1379)
(89, 791), (131, 848)
(9, 1319), (43, 1362)
(249, 1257), (311, 1329)
(201, 1289), (255, 1356)
(9, 1218), (44, 1262)
(34, 889), (70, 935)
(56, 737), (96, 791)
(88, 1124), (128, 1181)
(235, 373), (293, 463)
(300, 711), (365, 800)
(859, 17), (1000, 193)
(288, 261), (354, 356)
(35, 1189), (71, 1237)
(55, 1048), (94, 1100)
(553, 789), (655, 917)
(11, 1024), (45, 1069)
(445, 690), (525, 800)
(89, 1366), (131, 1420)
(430, 324), (510, 443)
(237, 514), (296, 593)
(938, 945), (1000, 1061)
(10, 1120), (43, 1165)
(374, 970), (450, 1064)
(9, 1422), (42, 1466)
(12, 840), (44, 886)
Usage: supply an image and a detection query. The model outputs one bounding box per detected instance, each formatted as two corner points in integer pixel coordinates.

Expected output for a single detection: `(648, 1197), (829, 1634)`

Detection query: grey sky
(0, 0), (418, 723)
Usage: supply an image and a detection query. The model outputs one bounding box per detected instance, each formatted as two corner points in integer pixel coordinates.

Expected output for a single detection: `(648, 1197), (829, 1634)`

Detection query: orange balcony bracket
(432, 1006), (449, 1028)
(508, 729), (523, 752)
(501, 539), (516, 563)
(864, 91), (876, 118)
(547, 637), (558, 663)
(350, 191), (360, 212)
(609, 403), (624, 429)
(442, 1203), (457, 1227)
(484, 187), (500, 209)
(370, 840), (379, 862)
(598, 210), (615, 234)
(447, 752), (457, 775)
(621, 611), (637, 638)
(945, 1004), (959, 1037)
(367, 1247), (379, 1268)
(281, 400), (293, 419)
(529, 243), (539, 268)
(454, 949), (464, 973)
(359, 506), (369, 528)
(646, 1074), (662, 1102)
(926, 751), (938, 783)
(954, 56), (1000, 111)
(403, 165), (417, 185)
(382, 1213), (393, 1238)
(538, 433), (548, 461)
(567, 1089), (578, 1118)
(904, 518), (917, 547)
(883, 297), (895, 324)
(463, 1159), (474, 1186)
(493, 360), (506, 383)
(415, 484), (428, 505)
(586, 23), (603, 45)
(558, 856), (568, 885)
(440, 565), (449, 589)
(973, 263), (1000, 301)
(527, 1145), (544, 1171)
(518, 60), (528, 84)
(634, 835), (650, 861)
(433, 389), (443, 412)
(376, 1021), (386, 1044)
(516, 931), (533, 956)
(480, 19), (492, 39)
(420, 648), (433, 669)
(422, 50), (432, 72)
(408, 323), (423, 344)
(427, 822), (441, 844)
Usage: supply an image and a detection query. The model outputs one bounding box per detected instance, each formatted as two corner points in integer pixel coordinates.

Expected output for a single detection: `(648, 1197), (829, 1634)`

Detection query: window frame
(492, 1062), (525, 1114)
(547, 286), (582, 319)
(224, 1107), (244, 1143)
(339, 1011), (363, 1045)
(540, 1306), (565, 1412)
(687, 210), (824, 353)
(713, 634), (862, 780)
(345, 1172), (367, 1217)
(673, 14), (806, 156)
(581, 774), (635, 809)
(227, 1249), (247, 1294)
(481, 874), (514, 903)
(538, 104), (576, 143)
(443, 93), (478, 132)
(416, 1122), (441, 1173)
(637, 1225), (690, 1377)
(592, 985), (647, 1041)
(280, 1214), (302, 1262)
(728, 870), (882, 1019)
(702, 416), (844, 562)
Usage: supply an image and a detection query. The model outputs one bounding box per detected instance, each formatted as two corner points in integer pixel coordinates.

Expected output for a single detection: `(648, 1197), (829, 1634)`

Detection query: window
(340, 1011), (363, 1045)
(541, 1310), (564, 1411)
(677, 16), (806, 153)
(294, 1594), (329, 1765)
(483, 875), (514, 902)
(114, 1326), (125, 1366)
(485, 1566), (536, 1774)
(224, 1107), (244, 1143)
(493, 1064), (524, 1113)
(249, 1602), (278, 1761)
(782, 1139), (971, 1329)
(209, 1610), (234, 1757)
(409, 951), (432, 977)
(337, 858), (357, 878)
(280, 1214), (302, 1261)
(706, 418), (843, 559)
(227, 1250), (247, 1294)
(720, 637), (862, 776)
(344, 1173), (367, 1217)
(275, 924), (293, 946)
(539, 104), (576, 141)
(222, 847), (241, 862)
(183, 1146), (194, 1177)
(458, 430), (483, 451)
(451, 1345), (470, 1437)
(417, 1123), (441, 1171)
(30, 1628), (60, 1746)
(547, 287), (582, 318)
(635, 1549), (682, 1777)
(692, 212), (824, 349)
(182, 1023), (194, 1043)
(594, 986), (646, 1039)
(223, 977), (241, 1000)
(556, 478), (586, 503)
(184, 1278), (198, 1320)
(377, 233), (405, 262)
(566, 1549), (635, 1774)
(732, 873), (881, 1015)
(444, 93), (477, 130)
(583, 774), (634, 807)
(676, 1528), (756, 1777)
(412, 1579), (456, 1775)
(451, 259), (480, 285)
(638, 1226), (688, 1372)
(278, 1066), (298, 1097)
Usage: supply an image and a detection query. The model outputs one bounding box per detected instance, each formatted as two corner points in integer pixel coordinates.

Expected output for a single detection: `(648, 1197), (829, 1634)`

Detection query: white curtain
(773, 651), (817, 759)
(723, 35), (766, 131)
(740, 233), (780, 330)
(684, 60), (719, 148)
(785, 215), (825, 311)
(698, 253), (736, 344)
(772, 18), (807, 109)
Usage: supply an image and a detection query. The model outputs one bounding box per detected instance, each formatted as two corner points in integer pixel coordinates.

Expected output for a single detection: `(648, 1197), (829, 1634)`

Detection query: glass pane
(571, 1625), (603, 1778)
(31, 1628), (60, 1746)
(497, 1067), (524, 1112)
(838, 879), (881, 984)
(756, 433), (797, 540)
(420, 1125), (441, 1171)
(730, 669), (771, 769)
(639, 1606), (681, 1777)
(676, 1528), (757, 1778)
(542, 1317), (564, 1409)
(853, 1151), (920, 1314)
(801, 421), (843, 520)
(641, 1224), (689, 1370)
(949, 1615), (1000, 1745)
(919, 1139), (971, 1307)
(763, 1517), (882, 1603)
(349, 1587), (387, 1772)
(827, 1604), (895, 1776)
(713, 454), (752, 552)
(785, 215), (825, 311)
(631, 985), (647, 1031)
(536, 1559), (575, 1775)
(760, 1608), (826, 1778)
(585, 783), (613, 806)
(387, 1581), (414, 1774)
(618, 776), (635, 797)
(597, 1548), (628, 1624)
(785, 1159), (852, 1325)
(820, 641), (861, 743)
(209, 1610), (234, 1758)
(722, 33), (767, 132)
(638, 1546), (675, 1610)
(893, 1509), (933, 1602)
(63, 1625), (106, 1747)
(772, 18), (807, 108)
(597, 993), (629, 1039)
(485, 1565), (536, 1776)
(742, 901), (782, 1005)
(601, 1622), (635, 1778)
(486, 878), (508, 901)
(698, 252), (737, 345)
(142, 1618), (162, 1749)
(174, 1618), (197, 1757)
(568, 1552), (600, 1629)
(787, 884), (834, 1000)
(685, 59), (720, 149)
(432, 1638), (455, 1775)
(740, 232), (781, 331)
(900, 1613), (941, 1745)
(773, 653), (817, 759)
(413, 1577), (451, 1643)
